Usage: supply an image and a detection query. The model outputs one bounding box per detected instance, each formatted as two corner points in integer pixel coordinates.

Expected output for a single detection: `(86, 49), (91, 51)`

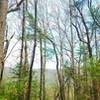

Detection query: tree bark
(27, 0), (38, 100)
(0, 0), (8, 81)
(39, 35), (43, 100)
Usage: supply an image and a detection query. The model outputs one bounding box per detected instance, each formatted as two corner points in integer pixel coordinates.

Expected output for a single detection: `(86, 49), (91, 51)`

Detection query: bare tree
(27, 0), (38, 100)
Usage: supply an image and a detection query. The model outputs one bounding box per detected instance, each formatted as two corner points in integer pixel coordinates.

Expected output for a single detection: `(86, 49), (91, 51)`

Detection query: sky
(6, 0), (66, 69)
(5, 0), (100, 69)
(6, 11), (57, 69)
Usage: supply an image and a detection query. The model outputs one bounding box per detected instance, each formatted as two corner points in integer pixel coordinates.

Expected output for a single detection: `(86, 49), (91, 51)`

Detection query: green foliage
(87, 59), (100, 80)
(0, 81), (18, 100)
(0, 63), (39, 100)
(43, 47), (55, 60)
(75, 44), (86, 56)
(0, 79), (39, 100)
(10, 63), (20, 78)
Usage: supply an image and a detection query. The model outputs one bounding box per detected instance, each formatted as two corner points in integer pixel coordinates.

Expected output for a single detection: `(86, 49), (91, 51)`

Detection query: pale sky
(5, 0), (100, 69)
(5, 13), (57, 69)
(5, 0), (65, 69)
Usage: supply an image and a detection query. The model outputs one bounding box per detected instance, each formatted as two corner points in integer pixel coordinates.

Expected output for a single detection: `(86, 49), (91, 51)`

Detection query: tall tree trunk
(39, 29), (46, 100)
(0, 0), (8, 81)
(60, 40), (65, 100)
(47, 38), (64, 100)
(18, 0), (25, 99)
(23, 40), (29, 75)
(69, 0), (76, 99)
(39, 35), (43, 100)
(27, 0), (38, 100)
(43, 39), (46, 100)
(94, 30), (98, 60)
(39, 37), (46, 100)
(23, 40), (29, 100)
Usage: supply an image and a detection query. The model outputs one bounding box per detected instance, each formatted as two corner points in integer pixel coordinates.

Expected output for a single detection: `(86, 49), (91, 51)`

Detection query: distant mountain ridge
(3, 67), (57, 85)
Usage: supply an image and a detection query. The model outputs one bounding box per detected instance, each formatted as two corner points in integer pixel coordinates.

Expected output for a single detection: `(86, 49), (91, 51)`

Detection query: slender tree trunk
(19, 0), (25, 81)
(0, 0), (8, 82)
(47, 38), (64, 100)
(69, 0), (76, 99)
(39, 35), (43, 100)
(60, 40), (65, 100)
(67, 81), (70, 100)
(27, 0), (38, 100)
(43, 39), (46, 100)
(18, 1), (25, 99)
(39, 29), (46, 100)
(23, 40), (29, 100)
(94, 30), (98, 60)
(23, 40), (29, 75)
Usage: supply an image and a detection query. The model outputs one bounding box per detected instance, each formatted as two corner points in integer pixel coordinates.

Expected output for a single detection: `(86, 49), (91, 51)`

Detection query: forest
(0, 0), (100, 100)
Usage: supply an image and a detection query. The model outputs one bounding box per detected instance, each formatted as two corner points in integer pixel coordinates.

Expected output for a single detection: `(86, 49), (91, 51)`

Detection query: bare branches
(8, 0), (24, 13)
(72, 23), (88, 44)
(74, 2), (92, 57)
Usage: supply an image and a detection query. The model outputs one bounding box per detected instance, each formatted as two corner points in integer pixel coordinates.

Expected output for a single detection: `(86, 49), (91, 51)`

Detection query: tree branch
(72, 23), (88, 44)
(8, 0), (24, 13)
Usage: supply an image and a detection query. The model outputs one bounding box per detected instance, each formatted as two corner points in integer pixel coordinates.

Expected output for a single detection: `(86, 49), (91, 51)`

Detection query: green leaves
(75, 44), (87, 58)
(87, 59), (100, 80)
(26, 11), (35, 28)
(43, 47), (55, 60)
